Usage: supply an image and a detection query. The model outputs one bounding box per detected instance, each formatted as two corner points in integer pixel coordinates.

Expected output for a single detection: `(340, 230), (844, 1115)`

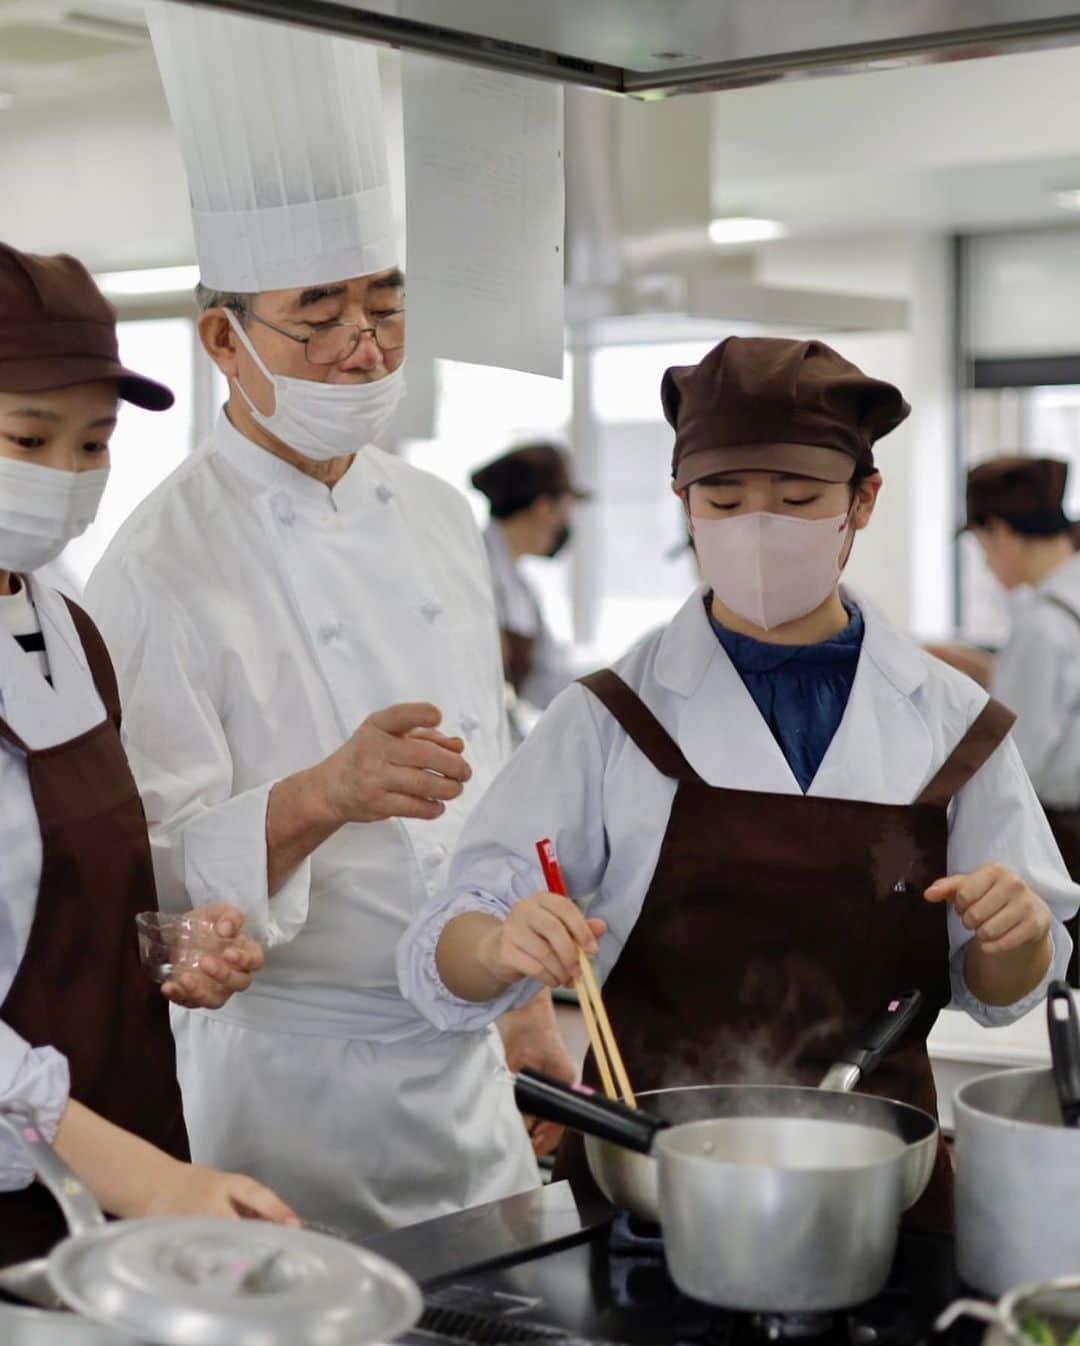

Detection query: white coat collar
(212, 409), (377, 514)
(652, 585), (934, 801)
(0, 577), (105, 750)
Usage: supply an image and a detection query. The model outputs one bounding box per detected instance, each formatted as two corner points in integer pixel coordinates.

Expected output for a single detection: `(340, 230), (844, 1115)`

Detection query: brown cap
(470, 442), (590, 519)
(663, 336), (910, 490)
(0, 244), (174, 411)
(961, 455), (1072, 536)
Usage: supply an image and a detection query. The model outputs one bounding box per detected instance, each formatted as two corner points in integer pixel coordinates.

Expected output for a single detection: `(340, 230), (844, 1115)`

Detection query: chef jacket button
(375, 483), (394, 504)
(423, 848), (446, 872)
(420, 600), (443, 623)
(461, 714), (480, 737)
(317, 620), (342, 644)
(273, 495), (295, 526)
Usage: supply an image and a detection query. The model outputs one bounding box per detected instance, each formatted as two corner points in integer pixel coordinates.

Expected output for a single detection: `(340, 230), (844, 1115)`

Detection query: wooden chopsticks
(535, 838), (636, 1108)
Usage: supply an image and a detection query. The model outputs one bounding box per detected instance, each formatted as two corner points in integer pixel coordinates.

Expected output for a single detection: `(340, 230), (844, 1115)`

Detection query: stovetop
(396, 1212), (976, 1346)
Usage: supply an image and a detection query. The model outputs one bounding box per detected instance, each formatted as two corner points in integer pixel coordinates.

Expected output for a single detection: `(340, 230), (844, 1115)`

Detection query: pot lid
(47, 1217), (422, 1346)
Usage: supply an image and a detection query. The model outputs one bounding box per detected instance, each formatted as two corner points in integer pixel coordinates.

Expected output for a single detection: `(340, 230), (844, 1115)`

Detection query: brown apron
(1037, 594), (1080, 984)
(502, 630), (536, 698)
(0, 598), (188, 1268)
(554, 669), (1015, 1233)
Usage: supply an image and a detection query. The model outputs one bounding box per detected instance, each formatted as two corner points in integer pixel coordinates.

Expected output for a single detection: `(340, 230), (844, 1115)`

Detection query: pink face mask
(690, 505), (855, 631)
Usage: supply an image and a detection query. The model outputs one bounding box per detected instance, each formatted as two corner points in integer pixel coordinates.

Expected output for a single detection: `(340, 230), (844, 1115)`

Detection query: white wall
(752, 232), (956, 638)
(0, 79), (193, 271)
(0, 50), (407, 273)
(968, 227), (1080, 357)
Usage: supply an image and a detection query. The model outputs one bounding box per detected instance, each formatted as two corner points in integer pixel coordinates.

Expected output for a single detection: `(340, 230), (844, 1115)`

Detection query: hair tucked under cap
(0, 243), (174, 410)
(960, 455), (1073, 537)
(471, 442), (590, 519)
(663, 336), (910, 489)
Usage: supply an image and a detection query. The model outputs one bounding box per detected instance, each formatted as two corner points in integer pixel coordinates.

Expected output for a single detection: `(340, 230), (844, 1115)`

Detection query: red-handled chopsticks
(536, 838), (636, 1107)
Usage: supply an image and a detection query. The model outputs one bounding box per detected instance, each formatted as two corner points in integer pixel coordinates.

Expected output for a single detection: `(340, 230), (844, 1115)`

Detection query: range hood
(190, 0), (1080, 96)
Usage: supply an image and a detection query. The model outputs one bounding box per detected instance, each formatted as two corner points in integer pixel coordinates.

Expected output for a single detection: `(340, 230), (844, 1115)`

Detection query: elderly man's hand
(161, 904), (265, 1010)
(499, 994), (580, 1157)
(317, 702), (472, 825)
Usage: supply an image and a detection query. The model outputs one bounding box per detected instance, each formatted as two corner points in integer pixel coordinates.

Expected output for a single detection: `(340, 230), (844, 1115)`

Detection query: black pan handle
(827, 990), (924, 1084)
(514, 1069), (667, 1154)
(1047, 980), (1080, 1128)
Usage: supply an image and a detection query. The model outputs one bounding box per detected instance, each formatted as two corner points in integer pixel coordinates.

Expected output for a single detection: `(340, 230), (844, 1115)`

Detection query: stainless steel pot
(516, 992), (939, 1312)
(576, 989), (935, 1223)
(583, 1078), (937, 1224)
(0, 1106), (422, 1346)
(954, 984), (1080, 1297)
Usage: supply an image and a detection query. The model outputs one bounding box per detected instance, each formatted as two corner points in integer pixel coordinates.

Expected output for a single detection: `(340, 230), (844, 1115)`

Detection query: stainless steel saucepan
(953, 982), (1080, 1297)
(0, 1106), (422, 1346)
(515, 991), (940, 1312)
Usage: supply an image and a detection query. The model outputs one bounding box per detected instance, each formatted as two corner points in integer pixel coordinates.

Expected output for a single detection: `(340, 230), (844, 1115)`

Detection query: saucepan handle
(514, 1069), (666, 1154)
(0, 1104), (106, 1236)
(1047, 980), (1080, 1128)
(819, 990), (924, 1092)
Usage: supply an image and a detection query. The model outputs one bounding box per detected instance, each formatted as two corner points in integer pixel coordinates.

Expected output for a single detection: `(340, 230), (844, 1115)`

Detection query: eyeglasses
(234, 306), (406, 365)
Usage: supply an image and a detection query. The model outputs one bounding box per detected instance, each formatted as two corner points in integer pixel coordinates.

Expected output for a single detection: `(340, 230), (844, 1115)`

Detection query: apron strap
(914, 697), (1016, 808)
(62, 598), (122, 730)
(578, 669), (702, 782)
(1044, 593), (1080, 629)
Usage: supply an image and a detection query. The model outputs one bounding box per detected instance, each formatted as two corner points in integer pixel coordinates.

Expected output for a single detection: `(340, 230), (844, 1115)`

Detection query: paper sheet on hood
(403, 55), (565, 379)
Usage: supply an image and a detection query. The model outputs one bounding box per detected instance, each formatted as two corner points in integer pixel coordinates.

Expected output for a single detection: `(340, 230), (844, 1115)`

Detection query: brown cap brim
(673, 442), (858, 490)
(0, 354), (174, 412)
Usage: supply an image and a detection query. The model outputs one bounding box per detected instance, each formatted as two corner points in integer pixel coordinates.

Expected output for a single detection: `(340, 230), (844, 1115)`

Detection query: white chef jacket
(991, 549), (1080, 810)
(0, 577), (108, 1188)
(399, 586), (1078, 1032)
(84, 411), (538, 1231)
(484, 523), (574, 710)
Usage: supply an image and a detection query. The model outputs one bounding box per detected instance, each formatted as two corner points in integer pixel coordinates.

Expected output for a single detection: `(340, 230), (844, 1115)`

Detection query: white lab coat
(84, 412), (537, 1232)
(991, 549), (1080, 809)
(398, 586), (1078, 1031)
(483, 523), (574, 710)
(0, 578), (106, 1186)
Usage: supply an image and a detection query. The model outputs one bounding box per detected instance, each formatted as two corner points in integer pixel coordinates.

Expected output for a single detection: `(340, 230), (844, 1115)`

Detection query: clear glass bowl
(135, 911), (244, 984)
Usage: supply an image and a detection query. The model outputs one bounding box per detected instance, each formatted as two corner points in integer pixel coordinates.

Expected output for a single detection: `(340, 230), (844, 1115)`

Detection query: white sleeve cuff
(0, 1023), (70, 1191)
(182, 780), (311, 948)
(397, 891), (538, 1032)
(950, 920), (1072, 1027)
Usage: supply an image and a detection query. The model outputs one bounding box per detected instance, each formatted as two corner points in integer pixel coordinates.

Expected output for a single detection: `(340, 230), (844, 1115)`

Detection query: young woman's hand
(925, 864), (1054, 1005)
(161, 903), (264, 1010)
(142, 1159), (299, 1225)
(476, 892), (607, 990)
(52, 1099), (299, 1227)
(924, 864), (1052, 953)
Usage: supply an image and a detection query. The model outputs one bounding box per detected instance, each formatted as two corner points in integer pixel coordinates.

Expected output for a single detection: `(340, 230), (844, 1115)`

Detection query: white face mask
(0, 457), (109, 574)
(692, 506), (855, 631)
(226, 310), (405, 462)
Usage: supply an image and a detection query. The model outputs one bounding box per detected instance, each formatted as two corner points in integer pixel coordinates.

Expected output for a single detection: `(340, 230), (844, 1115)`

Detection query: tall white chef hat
(147, 3), (396, 292)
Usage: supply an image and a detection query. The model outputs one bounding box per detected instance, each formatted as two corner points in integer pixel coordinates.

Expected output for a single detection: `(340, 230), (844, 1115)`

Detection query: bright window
(61, 318), (194, 589)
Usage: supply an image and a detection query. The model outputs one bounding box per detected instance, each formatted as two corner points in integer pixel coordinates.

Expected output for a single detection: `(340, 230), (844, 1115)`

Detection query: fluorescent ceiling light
(1051, 188), (1080, 213)
(95, 265), (200, 297)
(708, 216), (786, 246)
